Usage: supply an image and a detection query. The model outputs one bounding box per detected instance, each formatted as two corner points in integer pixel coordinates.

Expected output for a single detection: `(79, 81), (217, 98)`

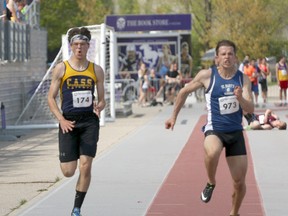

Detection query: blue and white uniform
(203, 66), (243, 133)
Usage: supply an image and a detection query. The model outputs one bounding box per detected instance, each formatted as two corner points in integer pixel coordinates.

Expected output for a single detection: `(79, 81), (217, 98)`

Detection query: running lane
(146, 115), (265, 216)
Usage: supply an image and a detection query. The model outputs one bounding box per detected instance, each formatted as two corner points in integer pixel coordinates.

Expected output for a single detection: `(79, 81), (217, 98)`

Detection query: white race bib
(218, 95), (239, 115)
(72, 91), (92, 108)
(258, 114), (265, 125)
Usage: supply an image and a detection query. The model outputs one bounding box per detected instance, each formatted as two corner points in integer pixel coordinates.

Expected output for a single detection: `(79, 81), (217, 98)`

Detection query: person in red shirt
(258, 58), (270, 106)
(244, 59), (259, 107)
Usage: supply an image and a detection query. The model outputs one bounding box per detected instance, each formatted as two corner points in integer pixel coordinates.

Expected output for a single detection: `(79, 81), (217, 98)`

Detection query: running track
(146, 115), (265, 216)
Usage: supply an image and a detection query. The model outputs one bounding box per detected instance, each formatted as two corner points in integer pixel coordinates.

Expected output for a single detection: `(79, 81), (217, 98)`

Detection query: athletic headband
(69, 34), (90, 44)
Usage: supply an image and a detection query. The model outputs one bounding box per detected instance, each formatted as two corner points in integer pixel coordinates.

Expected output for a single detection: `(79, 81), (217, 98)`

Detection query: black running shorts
(204, 130), (246, 157)
(58, 112), (99, 162)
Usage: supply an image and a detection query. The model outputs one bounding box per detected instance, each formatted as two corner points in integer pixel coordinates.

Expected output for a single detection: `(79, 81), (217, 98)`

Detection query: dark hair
(279, 122), (287, 130)
(215, 40), (237, 56)
(67, 27), (91, 43)
(278, 55), (286, 61)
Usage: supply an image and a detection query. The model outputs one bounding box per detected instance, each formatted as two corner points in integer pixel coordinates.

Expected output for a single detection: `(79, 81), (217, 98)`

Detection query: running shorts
(279, 80), (288, 89)
(58, 112), (99, 162)
(204, 130), (246, 157)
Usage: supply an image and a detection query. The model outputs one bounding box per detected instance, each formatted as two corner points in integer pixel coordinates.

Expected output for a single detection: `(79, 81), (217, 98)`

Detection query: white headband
(69, 34), (90, 44)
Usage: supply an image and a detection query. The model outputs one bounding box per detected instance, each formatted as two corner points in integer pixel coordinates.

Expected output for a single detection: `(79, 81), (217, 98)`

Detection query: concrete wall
(0, 28), (47, 126)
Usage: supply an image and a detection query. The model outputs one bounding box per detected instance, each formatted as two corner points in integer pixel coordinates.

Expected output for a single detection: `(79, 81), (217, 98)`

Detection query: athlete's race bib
(72, 90), (92, 108)
(218, 95), (239, 115)
(281, 69), (287, 76)
(258, 114), (265, 125)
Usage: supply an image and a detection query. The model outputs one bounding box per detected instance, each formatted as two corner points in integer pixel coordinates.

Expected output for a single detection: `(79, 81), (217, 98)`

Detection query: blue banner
(106, 14), (192, 32)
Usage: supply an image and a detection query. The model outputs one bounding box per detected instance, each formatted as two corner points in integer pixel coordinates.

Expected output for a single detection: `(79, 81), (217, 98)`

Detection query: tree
(40, 0), (84, 51)
(210, 0), (288, 60)
(40, 0), (288, 64)
(118, 0), (140, 14)
(40, 0), (112, 60)
(77, 0), (112, 25)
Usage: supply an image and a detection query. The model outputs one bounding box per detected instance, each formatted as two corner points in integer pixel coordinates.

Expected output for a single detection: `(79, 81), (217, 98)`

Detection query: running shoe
(200, 183), (215, 203)
(71, 207), (81, 216)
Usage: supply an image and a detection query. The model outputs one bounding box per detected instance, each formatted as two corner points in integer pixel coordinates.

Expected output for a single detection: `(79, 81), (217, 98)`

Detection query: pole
(1, 102), (6, 129)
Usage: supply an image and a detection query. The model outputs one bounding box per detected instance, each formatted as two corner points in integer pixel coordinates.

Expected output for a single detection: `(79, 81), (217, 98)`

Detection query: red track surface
(146, 115), (265, 216)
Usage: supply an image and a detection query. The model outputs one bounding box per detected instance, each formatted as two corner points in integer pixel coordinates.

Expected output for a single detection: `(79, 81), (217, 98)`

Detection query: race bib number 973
(72, 91), (92, 108)
(218, 95), (239, 115)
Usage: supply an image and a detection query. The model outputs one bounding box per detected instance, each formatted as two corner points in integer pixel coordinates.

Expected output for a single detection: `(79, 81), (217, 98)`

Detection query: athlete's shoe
(71, 207), (81, 216)
(200, 183), (215, 203)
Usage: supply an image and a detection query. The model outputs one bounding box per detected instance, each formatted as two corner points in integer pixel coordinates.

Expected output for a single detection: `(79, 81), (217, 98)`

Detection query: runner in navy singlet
(165, 40), (254, 216)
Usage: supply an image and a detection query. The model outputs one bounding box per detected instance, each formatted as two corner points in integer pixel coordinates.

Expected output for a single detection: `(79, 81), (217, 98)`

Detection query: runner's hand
(165, 118), (176, 130)
(59, 119), (75, 134)
(234, 86), (243, 100)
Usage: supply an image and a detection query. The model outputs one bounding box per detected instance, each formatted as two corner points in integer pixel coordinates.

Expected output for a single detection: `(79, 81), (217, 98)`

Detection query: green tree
(40, 0), (112, 57)
(118, 0), (140, 14)
(40, 0), (84, 51)
(77, 0), (112, 25)
(210, 0), (288, 60)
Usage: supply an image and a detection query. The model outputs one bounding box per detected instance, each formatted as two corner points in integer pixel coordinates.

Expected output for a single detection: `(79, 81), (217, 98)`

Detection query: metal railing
(0, 21), (30, 62)
(0, 0), (40, 63)
(24, 0), (40, 29)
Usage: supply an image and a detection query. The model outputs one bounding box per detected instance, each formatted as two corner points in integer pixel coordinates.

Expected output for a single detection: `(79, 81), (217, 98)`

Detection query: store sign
(106, 14), (192, 32)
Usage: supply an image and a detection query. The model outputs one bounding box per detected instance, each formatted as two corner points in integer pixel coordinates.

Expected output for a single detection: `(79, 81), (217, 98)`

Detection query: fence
(111, 77), (205, 106)
(0, 0), (40, 63)
(24, 0), (41, 29)
(0, 21), (30, 62)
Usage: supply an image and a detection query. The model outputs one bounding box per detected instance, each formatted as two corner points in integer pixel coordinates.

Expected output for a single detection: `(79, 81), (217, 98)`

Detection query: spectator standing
(6, 0), (18, 22)
(275, 55), (288, 106)
(244, 59), (259, 107)
(16, 0), (26, 23)
(157, 44), (176, 78)
(258, 58), (270, 107)
(238, 55), (250, 73)
(138, 62), (149, 106)
(165, 63), (182, 105)
(179, 41), (193, 79)
(148, 68), (161, 100)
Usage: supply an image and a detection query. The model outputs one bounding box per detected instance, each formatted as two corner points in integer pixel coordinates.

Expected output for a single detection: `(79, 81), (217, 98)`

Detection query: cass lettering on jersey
(60, 61), (97, 113)
(203, 66), (243, 133)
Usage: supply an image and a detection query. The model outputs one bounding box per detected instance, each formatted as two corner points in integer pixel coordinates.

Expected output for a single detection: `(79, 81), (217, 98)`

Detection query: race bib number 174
(72, 90), (92, 108)
(218, 95), (239, 115)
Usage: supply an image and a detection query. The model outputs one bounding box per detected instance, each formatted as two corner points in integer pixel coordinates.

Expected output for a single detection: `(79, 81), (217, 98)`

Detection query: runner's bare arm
(94, 64), (106, 116)
(165, 69), (211, 130)
(48, 63), (65, 122)
(47, 63), (75, 133)
(236, 74), (254, 114)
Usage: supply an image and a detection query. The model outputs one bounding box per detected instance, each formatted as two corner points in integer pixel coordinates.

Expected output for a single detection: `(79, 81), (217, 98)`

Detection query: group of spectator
(238, 55), (270, 108)
(237, 54), (288, 130)
(1, 0), (33, 23)
(238, 54), (288, 107)
(118, 42), (193, 107)
(136, 61), (183, 107)
(118, 42), (288, 109)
